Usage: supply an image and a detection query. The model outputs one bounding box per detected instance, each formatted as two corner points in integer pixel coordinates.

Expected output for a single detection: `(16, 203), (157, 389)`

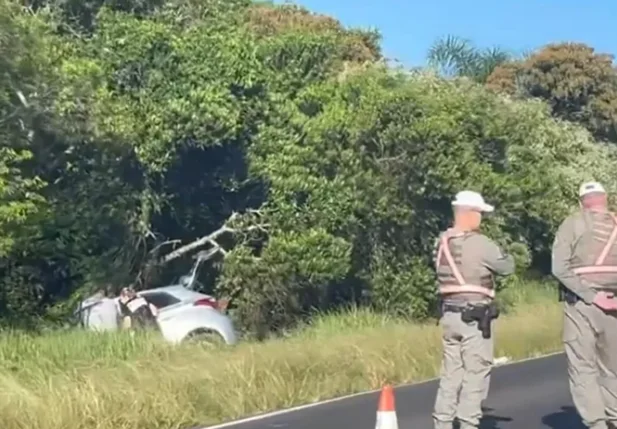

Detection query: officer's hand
(592, 291), (617, 311)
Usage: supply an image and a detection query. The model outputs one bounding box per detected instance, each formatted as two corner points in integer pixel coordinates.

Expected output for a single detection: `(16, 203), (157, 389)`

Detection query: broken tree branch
(160, 212), (268, 264)
(194, 248), (220, 261)
(148, 239), (181, 256)
(206, 238), (227, 256)
(161, 227), (232, 263)
(16, 90), (29, 108)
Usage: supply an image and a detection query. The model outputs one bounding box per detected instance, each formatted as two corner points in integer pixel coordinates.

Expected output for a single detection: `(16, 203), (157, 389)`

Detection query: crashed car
(75, 252), (237, 346)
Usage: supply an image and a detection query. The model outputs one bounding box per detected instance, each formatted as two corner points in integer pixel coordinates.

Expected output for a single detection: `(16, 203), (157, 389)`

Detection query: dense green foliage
(429, 38), (617, 144)
(486, 43), (617, 143)
(427, 35), (515, 82)
(1, 0), (617, 335)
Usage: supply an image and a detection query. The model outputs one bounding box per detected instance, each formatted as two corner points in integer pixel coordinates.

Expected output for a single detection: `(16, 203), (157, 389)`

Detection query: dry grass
(0, 281), (563, 429)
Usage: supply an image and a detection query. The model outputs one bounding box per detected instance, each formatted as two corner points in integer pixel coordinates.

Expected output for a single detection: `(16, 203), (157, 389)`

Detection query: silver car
(76, 251), (237, 346)
(137, 285), (237, 345)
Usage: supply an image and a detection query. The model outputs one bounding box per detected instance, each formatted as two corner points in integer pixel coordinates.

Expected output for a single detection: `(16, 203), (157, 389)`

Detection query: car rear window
(140, 292), (181, 309)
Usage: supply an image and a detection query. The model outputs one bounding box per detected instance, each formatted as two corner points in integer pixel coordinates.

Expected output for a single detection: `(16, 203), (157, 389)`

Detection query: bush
(0, 0), (615, 339)
(218, 68), (617, 332)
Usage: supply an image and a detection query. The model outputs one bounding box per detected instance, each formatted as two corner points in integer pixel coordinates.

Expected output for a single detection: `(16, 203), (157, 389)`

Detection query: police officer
(78, 286), (119, 332)
(118, 286), (160, 332)
(433, 190), (515, 429)
(552, 181), (617, 429)
(82, 286), (118, 331)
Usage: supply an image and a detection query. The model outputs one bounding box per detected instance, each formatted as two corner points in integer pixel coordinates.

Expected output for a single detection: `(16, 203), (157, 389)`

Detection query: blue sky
(279, 0), (617, 67)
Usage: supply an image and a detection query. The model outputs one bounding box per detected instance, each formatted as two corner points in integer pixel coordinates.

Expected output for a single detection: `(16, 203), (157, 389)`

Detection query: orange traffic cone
(375, 384), (398, 429)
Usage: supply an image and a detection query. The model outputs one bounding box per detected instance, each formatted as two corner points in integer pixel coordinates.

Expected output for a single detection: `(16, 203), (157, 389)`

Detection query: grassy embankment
(0, 280), (563, 429)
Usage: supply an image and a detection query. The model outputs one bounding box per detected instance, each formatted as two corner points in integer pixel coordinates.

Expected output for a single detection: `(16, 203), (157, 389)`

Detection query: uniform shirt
(433, 230), (515, 304)
(118, 296), (158, 330)
(552, 209), (617, 304)
(79, 295), (119, 332)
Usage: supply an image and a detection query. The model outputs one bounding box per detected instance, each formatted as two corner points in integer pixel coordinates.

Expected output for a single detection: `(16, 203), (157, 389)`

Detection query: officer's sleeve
(552, 216), (597, 304)
(479, 236), (515, 276)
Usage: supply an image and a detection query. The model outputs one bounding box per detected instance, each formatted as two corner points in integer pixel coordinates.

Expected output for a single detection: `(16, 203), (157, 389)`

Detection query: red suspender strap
(437, 232), (495, 298)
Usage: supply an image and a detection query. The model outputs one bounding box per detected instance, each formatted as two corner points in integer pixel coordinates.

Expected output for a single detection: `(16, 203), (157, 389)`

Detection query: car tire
(184, 329), (226, 348)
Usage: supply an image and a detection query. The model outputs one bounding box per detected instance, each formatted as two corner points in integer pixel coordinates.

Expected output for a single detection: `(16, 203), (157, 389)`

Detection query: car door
(138, 291), (183, 317)
(139, 290), (193, 343)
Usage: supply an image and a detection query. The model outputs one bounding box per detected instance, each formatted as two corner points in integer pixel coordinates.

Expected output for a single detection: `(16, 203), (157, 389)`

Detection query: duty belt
(442, 304), (467, 313)
(559, 285), (617, 304)
(440, 302), (500, 339)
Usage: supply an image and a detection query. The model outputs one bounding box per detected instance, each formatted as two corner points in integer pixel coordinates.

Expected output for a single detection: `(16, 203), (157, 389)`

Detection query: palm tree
(427, 35), (513, 83)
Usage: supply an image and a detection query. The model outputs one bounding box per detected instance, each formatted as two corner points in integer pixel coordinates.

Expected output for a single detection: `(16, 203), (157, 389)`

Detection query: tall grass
(0, 280), (563, 429)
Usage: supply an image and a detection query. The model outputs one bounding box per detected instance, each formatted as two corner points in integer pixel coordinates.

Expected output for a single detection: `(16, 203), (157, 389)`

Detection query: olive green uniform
(552, 209), (617, 429)
(432, 230), (515, 429)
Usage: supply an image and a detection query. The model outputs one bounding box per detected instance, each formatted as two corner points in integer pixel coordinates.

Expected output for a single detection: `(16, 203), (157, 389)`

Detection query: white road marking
(202, 351), (562, 428)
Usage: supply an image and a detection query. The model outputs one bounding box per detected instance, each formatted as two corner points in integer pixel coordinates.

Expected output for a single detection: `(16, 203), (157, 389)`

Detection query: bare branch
(194, 248), (220, 261)
(133, 208), (269, 289)
(148, 239), (181, 256)
(160, 213), (240, 264)
(207, 238), (227, 256)
(143, 226), (158, 240)
(16, 90), (28, 108)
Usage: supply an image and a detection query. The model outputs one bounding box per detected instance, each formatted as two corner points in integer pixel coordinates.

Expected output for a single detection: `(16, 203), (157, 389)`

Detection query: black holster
(558, 284), (579, 305)
(461, 302), (500, 339)
(436, 296), (444, 324)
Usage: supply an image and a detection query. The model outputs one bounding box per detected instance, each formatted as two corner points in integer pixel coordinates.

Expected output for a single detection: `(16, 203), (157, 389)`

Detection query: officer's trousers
(433, 311), (493, 429)
(564, 300), (617, 429)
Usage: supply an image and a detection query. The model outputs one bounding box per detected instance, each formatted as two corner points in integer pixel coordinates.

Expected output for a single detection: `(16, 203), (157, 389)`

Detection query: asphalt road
(206, 353), (585, 429)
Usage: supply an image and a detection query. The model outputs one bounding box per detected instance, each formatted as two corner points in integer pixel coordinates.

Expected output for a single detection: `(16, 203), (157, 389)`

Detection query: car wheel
(185, 329), (225, 348)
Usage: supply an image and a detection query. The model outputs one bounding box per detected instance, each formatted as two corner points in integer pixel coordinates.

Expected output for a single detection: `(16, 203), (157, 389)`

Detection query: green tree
(218, 67), (617, 333)
(0, 1), (143, 322)
(2, 0), (617, 338)
(0, 0), (51, 255)
(486, 43), (617, 143)
(25, 0), (166, 33)
(427, 35), (513, 82)
(0, 0), (383, 328)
